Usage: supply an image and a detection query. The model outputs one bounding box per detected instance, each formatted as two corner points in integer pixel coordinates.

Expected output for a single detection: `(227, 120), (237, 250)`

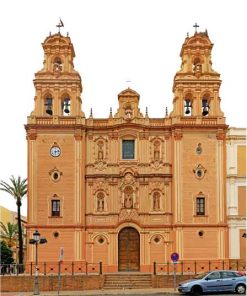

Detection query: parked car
(177, 270), (246, 295)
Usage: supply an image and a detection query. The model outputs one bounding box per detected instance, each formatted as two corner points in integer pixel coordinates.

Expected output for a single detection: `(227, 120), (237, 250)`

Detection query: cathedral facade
(26, 29), (229, 272)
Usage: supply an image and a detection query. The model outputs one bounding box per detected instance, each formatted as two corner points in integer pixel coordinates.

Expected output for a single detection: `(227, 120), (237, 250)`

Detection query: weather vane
(56, 18), (64, 33)
(193, 22), (199, 33)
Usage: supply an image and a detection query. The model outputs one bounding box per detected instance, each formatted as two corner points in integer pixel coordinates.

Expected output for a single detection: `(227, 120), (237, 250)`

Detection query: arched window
(97, 192), (105, 212)
(184, 94), (192, 116)
(45, 96), (53, 115)
(53, 57), (63, 72)
(61, 97), (70, 115)
(153, 192), (161, 211)
(202, 94), (210, 116)
(193, 57), (202, 73)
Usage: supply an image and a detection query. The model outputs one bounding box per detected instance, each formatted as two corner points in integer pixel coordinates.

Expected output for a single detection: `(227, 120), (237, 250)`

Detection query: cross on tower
(193, 22), (199, 33)
(56, 18), (64, 33)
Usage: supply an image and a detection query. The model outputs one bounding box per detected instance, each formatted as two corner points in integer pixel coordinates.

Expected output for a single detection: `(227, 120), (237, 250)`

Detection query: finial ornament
(165, 106), (168, 117)
(109, 107), (113, 118)
(56, 18), (64, 33)
(193, 22), (199, 33)
(145, 107), (148, 118)
(90, 108), (93, 118)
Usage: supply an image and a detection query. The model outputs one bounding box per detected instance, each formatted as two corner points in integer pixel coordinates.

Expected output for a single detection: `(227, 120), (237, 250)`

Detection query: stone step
(103, 273), (152, 289)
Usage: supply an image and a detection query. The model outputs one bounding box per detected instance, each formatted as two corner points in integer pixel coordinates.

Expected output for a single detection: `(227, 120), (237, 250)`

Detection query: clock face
(50, 146), (61, 157)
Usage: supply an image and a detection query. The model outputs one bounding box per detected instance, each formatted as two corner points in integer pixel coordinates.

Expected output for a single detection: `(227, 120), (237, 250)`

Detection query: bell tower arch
(26, 32), (86, 264)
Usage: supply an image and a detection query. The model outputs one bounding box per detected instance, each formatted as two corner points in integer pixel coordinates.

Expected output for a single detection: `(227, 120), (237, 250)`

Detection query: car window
(220, 271), (236, 278)
(194, 272), (209, 279)
(206, 272), (220, 280)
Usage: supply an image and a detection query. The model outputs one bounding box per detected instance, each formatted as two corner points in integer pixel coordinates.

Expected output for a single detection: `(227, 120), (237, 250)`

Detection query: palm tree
(0, 222), (18, 248)
(0, 176), (27, 266)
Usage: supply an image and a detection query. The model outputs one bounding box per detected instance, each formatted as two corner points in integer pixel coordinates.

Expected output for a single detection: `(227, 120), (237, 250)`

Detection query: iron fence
(0, 260), (245, 276)
(0, 261), (103, 276)
(153, 260), (246, 275)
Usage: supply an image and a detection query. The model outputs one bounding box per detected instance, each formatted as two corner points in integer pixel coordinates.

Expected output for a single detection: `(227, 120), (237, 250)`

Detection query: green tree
(0, 240), (14, 265)
(0, 176), (27, 266)
(0, 222), (18, 248)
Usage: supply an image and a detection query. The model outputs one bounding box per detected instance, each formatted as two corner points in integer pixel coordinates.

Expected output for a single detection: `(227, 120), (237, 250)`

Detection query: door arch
(118, 227), (140, 271)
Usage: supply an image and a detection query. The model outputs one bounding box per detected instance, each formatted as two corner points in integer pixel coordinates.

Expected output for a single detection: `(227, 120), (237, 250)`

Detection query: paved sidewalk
(1, 288), (179, 296)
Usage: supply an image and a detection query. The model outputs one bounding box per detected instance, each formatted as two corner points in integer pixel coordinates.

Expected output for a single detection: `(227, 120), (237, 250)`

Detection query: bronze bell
(185, 107), (191, 115)
(63, 99), (70, 114)
(184, 100), (191, 115)
(202, 107), (208, 116)
(46, 106), (53, 115)
(202, 99), (209, 116)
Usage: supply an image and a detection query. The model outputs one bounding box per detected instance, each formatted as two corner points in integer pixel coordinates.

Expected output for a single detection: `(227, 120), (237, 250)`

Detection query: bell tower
(26, 31), (86, 263)
(30, 33), (84, 118)
(171, 27), (228, 260)
(171, 28), (224, 121)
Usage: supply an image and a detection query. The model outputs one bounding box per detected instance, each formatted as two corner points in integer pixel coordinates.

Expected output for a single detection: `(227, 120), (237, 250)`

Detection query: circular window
(154, 236), (160, 243)
(198, 230), (204, 237)
(53, 231), (59, 238)
(194, 166), (206, 180)
(53, 172), (59, 180)
(196, 169), (202, 178)
(50, 169), (62, 182)
(98, 237), (104, 244)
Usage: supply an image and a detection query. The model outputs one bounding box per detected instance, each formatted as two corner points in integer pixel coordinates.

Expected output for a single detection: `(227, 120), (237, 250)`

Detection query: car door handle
(216, 280), (221, 282)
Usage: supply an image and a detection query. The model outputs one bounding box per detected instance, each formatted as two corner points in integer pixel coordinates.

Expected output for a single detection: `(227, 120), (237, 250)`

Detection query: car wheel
(191, 285), (202, 296)
(236, 284), (246, 294)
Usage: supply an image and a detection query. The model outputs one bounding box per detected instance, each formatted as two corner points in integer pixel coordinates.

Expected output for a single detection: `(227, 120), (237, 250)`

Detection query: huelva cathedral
(25, 27), (246, 273)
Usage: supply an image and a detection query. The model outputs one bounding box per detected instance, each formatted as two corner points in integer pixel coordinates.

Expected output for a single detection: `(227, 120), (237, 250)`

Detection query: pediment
(118, 88), (140, 99)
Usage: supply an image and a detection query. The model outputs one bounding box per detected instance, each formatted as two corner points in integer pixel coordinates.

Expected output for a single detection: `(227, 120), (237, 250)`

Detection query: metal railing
(0, 261), (103, 276)
(1, 260), (245, 276)
(153, 260), (246, 275)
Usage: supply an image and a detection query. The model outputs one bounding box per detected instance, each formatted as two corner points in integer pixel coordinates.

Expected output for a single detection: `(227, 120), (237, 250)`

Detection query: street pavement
(1, 288), (178, 296)
(1, 289), (236, 296)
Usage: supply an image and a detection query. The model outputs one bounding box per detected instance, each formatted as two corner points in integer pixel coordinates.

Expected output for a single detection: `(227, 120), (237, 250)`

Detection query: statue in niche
(193, 58), (202, 73)
(124, 186), (133, 209)
(154, 141), (160, 161)
(97, 192), (104, 211)
(153, 192), (160, 210)
(97, 141), (104, 160)
(125, 105), (133, 119)
(53, 57), (62, 73)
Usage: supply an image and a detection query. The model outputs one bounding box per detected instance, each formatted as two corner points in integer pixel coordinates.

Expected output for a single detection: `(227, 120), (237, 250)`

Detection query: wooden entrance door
(118, 227), (140, 271)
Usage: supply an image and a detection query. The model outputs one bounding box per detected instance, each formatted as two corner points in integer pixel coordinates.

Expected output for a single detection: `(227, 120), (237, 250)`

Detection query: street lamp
(29, 230), (47, 295)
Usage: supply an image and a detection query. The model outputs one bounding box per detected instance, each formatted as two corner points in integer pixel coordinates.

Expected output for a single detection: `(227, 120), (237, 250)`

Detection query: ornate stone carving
(149, 182), (163, 194)
(92, 180), (109, 195)
(93, 137), (108, 170)
(119, 208), (139, 223)
(193, 164), (207, 180)
(119, 172), (139, 209)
